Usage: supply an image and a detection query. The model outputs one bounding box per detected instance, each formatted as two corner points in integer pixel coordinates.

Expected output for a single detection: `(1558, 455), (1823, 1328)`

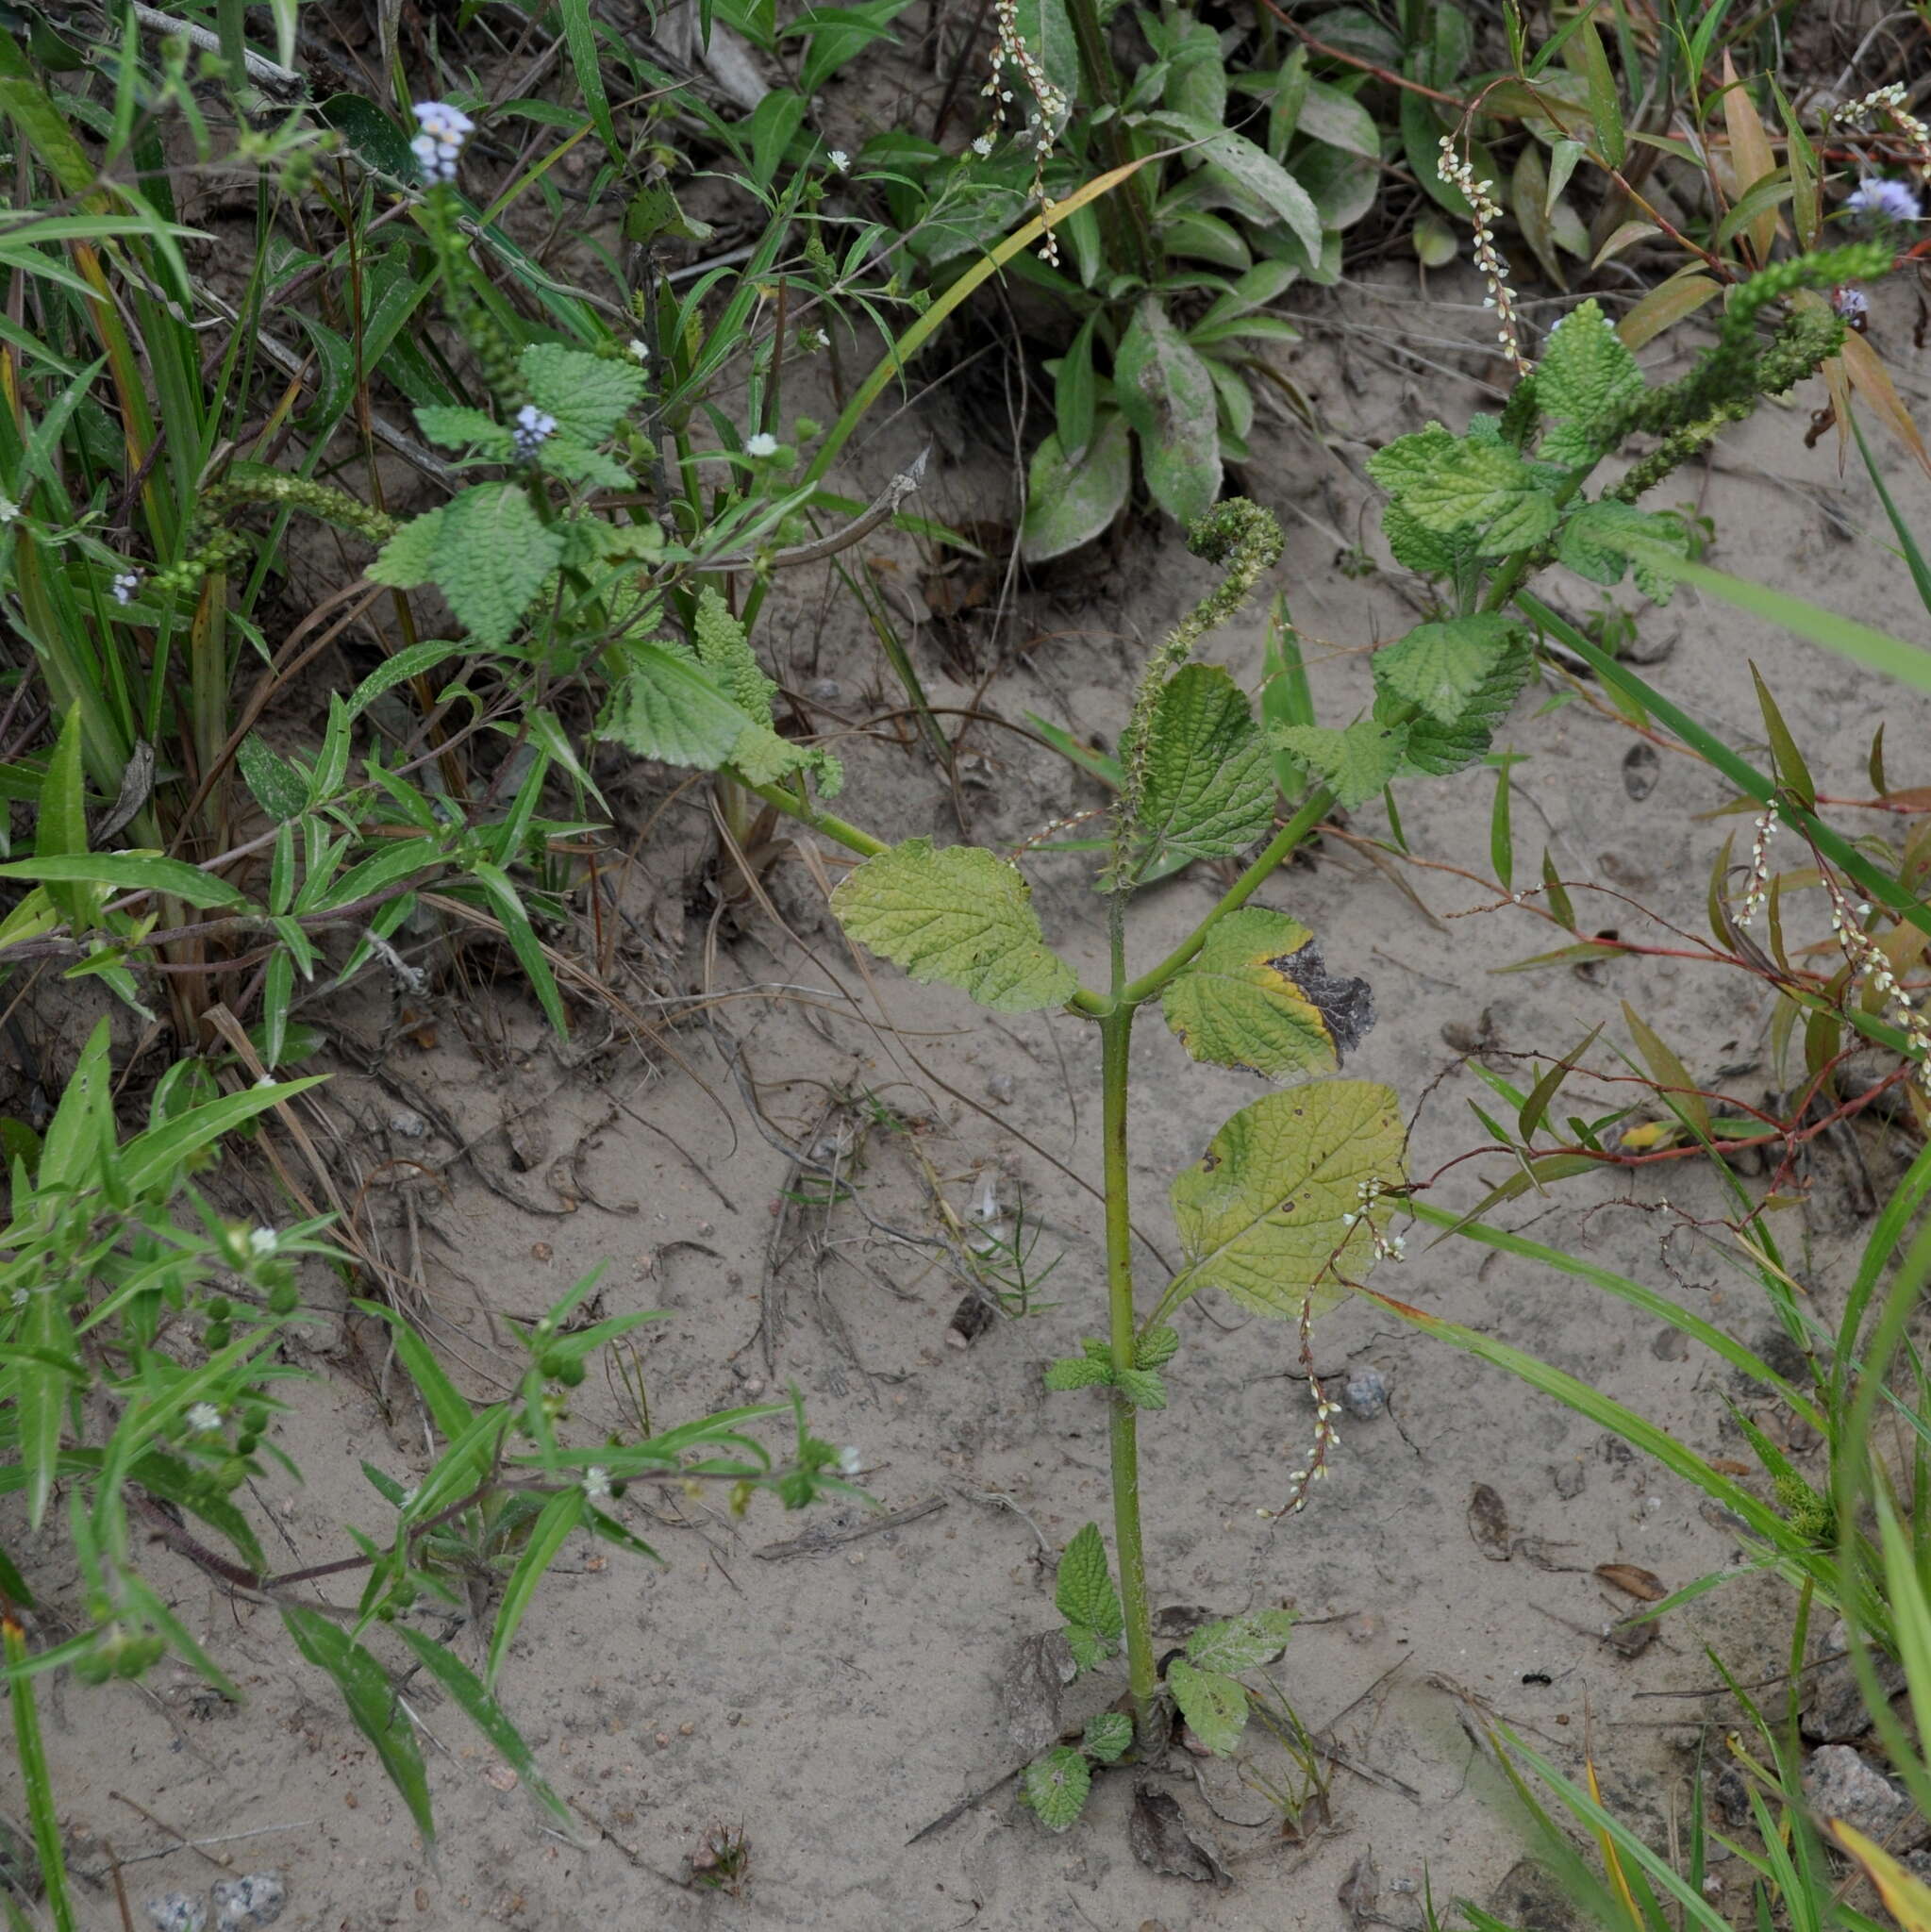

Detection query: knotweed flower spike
(1823, 874), (1931, 1091)
(1829, 84), (1931, 171)
(1437, 135), (1530, 375)
(511, 405), (556, 459)
(983, 0), (1069, 263)
(410, 100), (474, 187)
(1737, 799), (1779, 925)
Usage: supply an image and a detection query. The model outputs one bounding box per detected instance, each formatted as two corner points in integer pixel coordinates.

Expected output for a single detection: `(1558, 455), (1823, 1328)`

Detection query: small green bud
(559, 1359), (586, 1388)
(267, 1281), (299, 1316)
(204, 1323), (232, 1351)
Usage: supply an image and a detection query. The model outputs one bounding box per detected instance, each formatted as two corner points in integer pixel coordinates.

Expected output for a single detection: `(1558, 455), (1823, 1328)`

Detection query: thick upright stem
(1061, 0), (1158, 284)
(1099, 980), (1157, 1739)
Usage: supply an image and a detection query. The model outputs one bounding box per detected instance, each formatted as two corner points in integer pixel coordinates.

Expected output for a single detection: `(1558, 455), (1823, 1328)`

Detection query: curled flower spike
(1437, 134), (1529, 375)
(411, 100), (474, 186)
(1844, 176), (1921, 223)
(511, 405), (557, 459)
(110, 570), (141, 606)
(745, 430), (778, 458)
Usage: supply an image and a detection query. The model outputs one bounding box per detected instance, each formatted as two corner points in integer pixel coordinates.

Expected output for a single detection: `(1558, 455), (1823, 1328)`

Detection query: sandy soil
(13, 262), (1930, 1931)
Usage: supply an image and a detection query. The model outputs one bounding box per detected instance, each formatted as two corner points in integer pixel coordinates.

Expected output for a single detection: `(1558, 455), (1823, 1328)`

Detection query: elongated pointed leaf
(487, 1485), (585, 1690)
(352, 1300), (475, 1441)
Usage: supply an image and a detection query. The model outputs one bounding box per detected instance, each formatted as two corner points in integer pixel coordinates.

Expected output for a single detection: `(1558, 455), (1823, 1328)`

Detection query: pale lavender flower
(1845, 177), (1920, 222)
(511, 405), (557, 458)
(411, 100), (474, 185)
(110, 571), (140, 606)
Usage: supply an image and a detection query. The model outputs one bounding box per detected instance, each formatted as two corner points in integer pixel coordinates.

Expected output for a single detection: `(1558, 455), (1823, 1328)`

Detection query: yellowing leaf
(1721, 56), (1779, 264)
(1171, 1081), (1405, 1320)
(1841, 327), (1931, 481)
(1617, 273), (1720, 351)
(829, 838), (1080, 1013)
(1160, 908), (1373, 1076)
(1831, 1821), (1931, 1932)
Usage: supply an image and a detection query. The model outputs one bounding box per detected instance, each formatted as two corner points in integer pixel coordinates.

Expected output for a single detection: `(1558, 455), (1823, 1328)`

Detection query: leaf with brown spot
(1595, 1562), (1667, 1602)
(1468, 1483), (1512, 1560)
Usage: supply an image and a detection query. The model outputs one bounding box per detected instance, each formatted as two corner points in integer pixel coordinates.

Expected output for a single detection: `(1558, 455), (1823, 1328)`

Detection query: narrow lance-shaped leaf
(487, 1485), (586, 1690)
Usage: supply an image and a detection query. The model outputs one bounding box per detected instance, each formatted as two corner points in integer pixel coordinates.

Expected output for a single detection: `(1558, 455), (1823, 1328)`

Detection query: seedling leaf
(1185, 1608), (1295, 1674)
(1116, 1366), (1169, 1409)
(1024, 1746), (1092, 1831)
(1136, 1324), (1180, 1369)
(1167, 1657), (1248, 1755)
(1083, 1710), (1133, 1764)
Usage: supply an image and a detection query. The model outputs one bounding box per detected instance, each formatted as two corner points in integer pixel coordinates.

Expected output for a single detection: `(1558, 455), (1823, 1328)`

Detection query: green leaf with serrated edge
(1024, 1746), (1092, 1831)
(1135, 665), (1273, 873)
(394, 1626), (577, 1838)
(1045, 1357), (1112, 1391)
(1167, 1657), (1249, 1755)
(414, 404), (511, 454)
(519, 343), (647, 446)
(603, 644), (753, 771)
(1065, 1623), (1110, 1671)
(1271, 720), (1407, 809)
(409, 484), (564, 650)
(1557, 501), (1684, 597)
(1401, 441), (1557, 556)
(488, 1485), (585, 1690)
(1136, 1324), (1179, 1369)
(1116, 1366), (1168, 1409)
(283, 1607), (436, 1846)
(691, 587), (777, 722)
(1373, 614), (1521, 724)
(1381, 500), (1462, 576)
(1385, 641), (1534, 777)
(1055, 1523), (1124, 1639)
(237, 733), (305, 822)
(830, 839), (1079, 1013)
(1113, 296), (1222, 527)
(1185, 1608), (1295, 1674)
(1160, 907), (1373, 1077)
(1535, 299), (1641, 442)
(1083, 1710), (1133, 1764)
(1022, 412), (1132, 561)
(368, 506), (445, 588)
(1170, 1081), (1405, 1321)
(1366, 422), (1459, 494)
(1080, 1336), (1113, 1362)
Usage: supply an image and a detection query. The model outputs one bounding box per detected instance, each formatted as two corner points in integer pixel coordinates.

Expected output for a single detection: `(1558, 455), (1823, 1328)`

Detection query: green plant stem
(738, 778), (891, 859)
(1099, 943), (1157, 1743)
(1061, 0), (1157, 283)
(5, 1610), (75, 1932)
(1119, 785), (1334, 1007)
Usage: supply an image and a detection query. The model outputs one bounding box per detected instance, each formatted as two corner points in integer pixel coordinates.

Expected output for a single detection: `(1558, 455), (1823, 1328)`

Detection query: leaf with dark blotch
(1127, 1784), (1232, 1886)
(1594, 1562), (1666, 1602)
(1468, 1482), (1512, 1560)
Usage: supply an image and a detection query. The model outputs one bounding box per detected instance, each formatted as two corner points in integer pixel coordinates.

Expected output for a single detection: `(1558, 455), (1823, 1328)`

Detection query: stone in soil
(212, 1873), (287, 1930)
(144, 1897), (208, 1932)
(1340, 1365), (1389, 1419)
(1803, 1745), (1921, 1846)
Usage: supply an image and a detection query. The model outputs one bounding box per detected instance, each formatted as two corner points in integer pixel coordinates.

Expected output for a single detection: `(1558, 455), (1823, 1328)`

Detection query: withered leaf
(1595, 1562), (1667, 1602)
(1468, 1483), (1512, 1561)
(1003, 1629), (1075, 1758)
(1127, 1784), (1231, 1887)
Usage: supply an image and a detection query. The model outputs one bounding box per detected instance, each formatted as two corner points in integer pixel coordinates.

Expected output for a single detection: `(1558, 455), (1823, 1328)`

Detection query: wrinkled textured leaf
(1137, 666), (1273, 867)
(691, 586), (777, 722)
(602, 644), (747, 771)
(1400, 440), (1557, 556)
(1114, 297), (1222, 527)
(1272, 720), (1407, 808)
(1024, 1746), (1092, 1831)
(1536, 299), (1642, 442)
(1055, 1523), (1124, 1639)
(1136, 1324), (1179, 1368)
(520, 342), (648, 445)
(1044, 1356), (1112, 1391)
(1171, 1081), (1405, 1320)
(1186, 1608), (1295, 1674)
(1373, 613), (1522, 724)
(1167, 1657), (1248, 1755)
(1083, 1710), (1133, 1764)
(1390, 640), (1535, 776)
(1116, 1366), (1168, 1409)
(1022, 413), (1133, 561)
(830, 839), (1079, 1012)
(1160, 908), (1373, 1076)
(370, 484), (562, 650)
(1558, 501), (1686, 601)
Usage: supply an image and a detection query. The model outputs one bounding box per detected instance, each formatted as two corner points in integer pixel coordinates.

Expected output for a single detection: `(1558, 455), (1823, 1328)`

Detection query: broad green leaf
(1116, 1366), (1168, 1409)
(1535, 300), (1641, 446)
(1082, 1710), (1132, 1764)
(0, 852), (246, 910)
(393, 1627), (577, 1838)
(414, 404), (510, 454)
(1170, 1080), (1405, 1320)
(1186, 1608), (1295, 1674)
(367, 506), (445, 588)
(519, 343), (646, 446)
(1299, 76), (1381, 158)
(1373, 613), (1522, 724)
(691, 587), (777, 722)
(372, 484), (563, 650)
(1114, 296), (1222, 528)
(1065, 1623), (1111, 1671)
(1024, 1746), (1092, 1831)
(1055, 1523), (1123, 1639)
(1153, 114), (1323, 258)
(1271, 720), (1407, 808)
(1044, 1357), (1112, 1391)
(1160, 907), (1372, 1076)
(830, 839), (1079, 1012)
(283, 1607), (436, 1847)
(1557, 501), (1685, 598)
(1381, 501), (1462, 577)
(1167, 1657), (1248, 1755)
(487, 1486), (585, 1690)
(1389, 640), (1535, 776)
(1366, 421), (1458, 495)
(1135, 665), (1273, 869)
(1021, 413), (1133, 560)
(603, 643), (755, 772)
(1400, 440), (1557, 556)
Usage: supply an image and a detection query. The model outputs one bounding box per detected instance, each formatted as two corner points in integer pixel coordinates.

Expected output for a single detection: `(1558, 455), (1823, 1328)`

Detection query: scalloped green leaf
(1385, 638), (1535, 776)
(830, 839), (1079, 1013)
(1373, 614), (1523, 724)
(1171, 1080), (1405, 1320)
(1185, 1608), (1295, 1674)
(519, 343), (648, 445)
(1137, 665), (1273, 870)
(602, 643), (748, 771)
(1558, 500), (1688, 603)
(1271, 719), (1407, 808)
(1536, 298), (1641, 441)
(1399, 440), (1558, 557)
(1136, 1324), (1179, 1369)
(1159, 907), (1373, 1077)
(375, 483), (563, 650)
(1082, 1710), (1133, 1764)
(1167, 1657), (1248, 1756)
(1044, 1356), (1112, 1391)
(1024, 1746), (1092, 1831)
(1055, 1523), (1123, 1639)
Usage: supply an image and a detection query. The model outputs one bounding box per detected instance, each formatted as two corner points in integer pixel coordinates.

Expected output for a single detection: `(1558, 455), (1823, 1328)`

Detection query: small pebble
(213, 1873), (287, 1930)
(678, 1722), (694, 1736)
(1344, 1609), (1385, 1643)
(387, 1110), (427, 1140)
(145, 1897), (208, 1932)
(1340, 1366), (1389, 1420)
(656, 1732), (672, 1749)
(986, 1073), (1015, 1103)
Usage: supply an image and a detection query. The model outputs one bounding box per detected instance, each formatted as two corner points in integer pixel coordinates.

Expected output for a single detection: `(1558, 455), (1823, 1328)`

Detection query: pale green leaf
(368, 508), (445, 588)
(1271, 720), (1407, 808)
(1381, 501), (1462, 577)
(1400, 441), (1558, 556)
(1022, 413), (1133, 560)
(1185, 1608), (1295, 1674)
(237, 733), (306, 822)
(1137, 665), (1273, 869)
(1167, 1657), (1248, 1755)
(1114, 296), (1222, 527)
(487, 1486), (585, 1690)
(1299, 77), (1381, 158)
(414, 404), (511, 454)
(1055, 1523), (1123, 1639)
(1024, 1746), (1092, 1831)
(1171, 1080), (1406, 1320)
(1065, 1623), (1110, 1672)
(1082, 1710), (1133, 1764)
(520, 342), (648, 445)
(1116, 1366), (1168, 1409)
(1044, 1356), (1112, 1391)
(1373, 613), (1522, 724)
(1365, 422), (1459, 495)
(1386, 641), (1535, 776)
(691, 586), (777, 722)
(1159, 907), (1372, 1076)
(1136, 1324), (1179, 1368)
(1558, 501), (1686, 602)
(385, 485), (563, 650)
(1535, 299), (1642, 444)
(602, 644), (747, 771)
(830, 839), (1079, 1013)
(1154, 114), (1323, 258)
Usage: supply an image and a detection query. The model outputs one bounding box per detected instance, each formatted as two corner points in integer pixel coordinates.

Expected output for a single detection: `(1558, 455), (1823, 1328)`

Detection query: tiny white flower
(583, 1466), (612, 1501)
(837, 1445), (862, 1476)
(971, 133), (994, 158)
(248, 1226), (278, 1257)
(745, 430), (779, 458)
(187, 1403), (223, 1433)
(827, 148), (850, 173)
(110, 571), (141, 606)
(628, 337), (650, 361)
(411, 100), (474, 184)
(253, 1074), (277, 1089)
(511, 405), (558, 458)
(10, 1287), (29, 1308)
(0, 495), (17, 524)
(400, 1485), (419, 1508)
